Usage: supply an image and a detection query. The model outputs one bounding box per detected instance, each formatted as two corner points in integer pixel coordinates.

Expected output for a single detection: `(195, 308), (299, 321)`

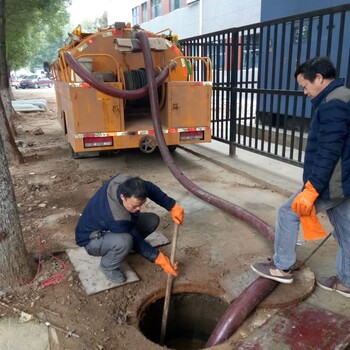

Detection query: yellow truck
(51, 22), (212, 157)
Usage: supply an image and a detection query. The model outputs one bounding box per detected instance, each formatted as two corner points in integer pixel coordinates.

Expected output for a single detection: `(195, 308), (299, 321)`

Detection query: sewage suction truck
(51, 22), (212, 157)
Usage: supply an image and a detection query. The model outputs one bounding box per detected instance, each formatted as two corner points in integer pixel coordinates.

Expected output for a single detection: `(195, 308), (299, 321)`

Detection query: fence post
(229, 29), (239, 157)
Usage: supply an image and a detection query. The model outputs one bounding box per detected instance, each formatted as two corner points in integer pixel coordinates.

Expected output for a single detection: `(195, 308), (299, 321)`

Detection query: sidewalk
(183, 140), (303, 197)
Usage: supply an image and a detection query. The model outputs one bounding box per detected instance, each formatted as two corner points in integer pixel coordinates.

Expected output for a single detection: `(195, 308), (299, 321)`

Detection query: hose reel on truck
(124, 68), (164, 109)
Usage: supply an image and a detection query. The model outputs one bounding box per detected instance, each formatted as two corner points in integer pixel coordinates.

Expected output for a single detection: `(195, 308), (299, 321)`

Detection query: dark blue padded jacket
(75, 174), (176, 262)
(303, 79), (350, 199)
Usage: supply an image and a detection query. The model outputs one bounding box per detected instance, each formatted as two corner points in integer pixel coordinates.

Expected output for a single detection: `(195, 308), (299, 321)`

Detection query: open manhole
(139, 292), (229, 349)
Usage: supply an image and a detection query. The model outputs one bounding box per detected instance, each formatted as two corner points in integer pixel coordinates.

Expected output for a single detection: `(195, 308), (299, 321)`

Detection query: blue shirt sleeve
(145, 181), (176, 211)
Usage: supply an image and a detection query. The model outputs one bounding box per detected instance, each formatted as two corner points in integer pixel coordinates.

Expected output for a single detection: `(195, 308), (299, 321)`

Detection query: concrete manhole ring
(136, 283), (229, 349)
(258, 265), (315, 309)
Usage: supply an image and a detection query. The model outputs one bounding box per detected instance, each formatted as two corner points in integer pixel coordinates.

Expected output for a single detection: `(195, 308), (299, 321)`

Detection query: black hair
(294, 56), (336, 81)
(119, 177), (148, 200)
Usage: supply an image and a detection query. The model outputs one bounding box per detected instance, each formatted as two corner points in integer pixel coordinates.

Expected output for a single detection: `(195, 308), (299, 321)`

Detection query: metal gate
(180, 4), (350, 166)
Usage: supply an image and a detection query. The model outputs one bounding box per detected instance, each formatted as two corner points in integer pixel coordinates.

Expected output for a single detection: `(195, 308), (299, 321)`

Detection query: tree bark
(0, 96), (35, 290)
(0, 0), (23, 165)
(2, 87), (17, 135)
(0, 94), (23, 164)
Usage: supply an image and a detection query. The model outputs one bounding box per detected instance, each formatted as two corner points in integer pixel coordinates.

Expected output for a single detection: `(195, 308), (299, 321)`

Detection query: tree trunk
(2, 87), (17, 136)
(0, 95), (23, 164)
(0, 97), (35, 290)
(0, 0), (23, 165)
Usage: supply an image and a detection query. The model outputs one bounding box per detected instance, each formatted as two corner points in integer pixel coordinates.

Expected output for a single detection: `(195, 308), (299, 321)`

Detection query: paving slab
(0, 317), (49, 350)
(67, 231), (169, 295)
(67, 248), (140, 295)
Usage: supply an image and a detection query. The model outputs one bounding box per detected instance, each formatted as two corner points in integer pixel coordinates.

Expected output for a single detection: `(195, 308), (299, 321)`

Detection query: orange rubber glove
(170, 202), (184, 225)
(292, 181), (319, 216)
(154, 252), (178, 276)
(300, 206), (327, 240)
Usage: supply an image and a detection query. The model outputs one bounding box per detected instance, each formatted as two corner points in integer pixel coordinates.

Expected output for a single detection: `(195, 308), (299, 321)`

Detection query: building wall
(106, 0), (350, 40)
(132, 0), (261, 40)
(202, 0), (261, 34)
(261, 0), (350, 21)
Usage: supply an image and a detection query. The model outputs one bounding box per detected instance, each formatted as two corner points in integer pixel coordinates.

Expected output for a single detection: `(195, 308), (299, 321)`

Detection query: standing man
(76, 174), (184, 283)
(251, 56), (350, 298)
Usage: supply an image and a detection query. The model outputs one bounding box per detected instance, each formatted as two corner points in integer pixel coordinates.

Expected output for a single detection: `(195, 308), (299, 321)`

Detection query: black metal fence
(180, 4), (350, 166)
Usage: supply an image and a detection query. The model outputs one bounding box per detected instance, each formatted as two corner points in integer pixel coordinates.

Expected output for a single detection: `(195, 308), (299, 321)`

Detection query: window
(132, 6), (139, 26)
(151, 0), (162, 18)
(141, 2), (148, 22)
(170, 0), (181, 11)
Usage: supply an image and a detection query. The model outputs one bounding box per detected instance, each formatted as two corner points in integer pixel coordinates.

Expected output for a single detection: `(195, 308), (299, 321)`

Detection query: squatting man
(75, 174), (184, 283)
(251, 56), (350, 298)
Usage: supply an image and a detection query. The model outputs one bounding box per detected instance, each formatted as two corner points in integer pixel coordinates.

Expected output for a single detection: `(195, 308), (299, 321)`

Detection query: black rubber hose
(136, 30), (278, 347)
(64, 51), (171, 100)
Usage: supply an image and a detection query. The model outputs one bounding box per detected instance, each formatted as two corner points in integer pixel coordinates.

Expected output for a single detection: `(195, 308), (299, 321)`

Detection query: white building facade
(129, 0), (262, 39)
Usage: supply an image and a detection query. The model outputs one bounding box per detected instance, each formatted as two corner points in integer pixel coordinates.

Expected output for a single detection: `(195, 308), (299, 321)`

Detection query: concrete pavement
(184, 140), (303, 197)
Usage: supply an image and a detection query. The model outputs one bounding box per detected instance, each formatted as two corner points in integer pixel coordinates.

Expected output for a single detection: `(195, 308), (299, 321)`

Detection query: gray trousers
(84, 212), (159, 270)
(274, 191), (350, 288)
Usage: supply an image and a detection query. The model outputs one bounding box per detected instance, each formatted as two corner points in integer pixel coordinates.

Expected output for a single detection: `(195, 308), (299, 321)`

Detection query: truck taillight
(83, 136), (113, 148)
(180, 131), (204, 141)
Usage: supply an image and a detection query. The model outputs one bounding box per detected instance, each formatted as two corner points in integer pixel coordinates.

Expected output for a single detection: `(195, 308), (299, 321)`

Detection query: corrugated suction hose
(135, 30), (279, 347)
(64, 52), (171, 100)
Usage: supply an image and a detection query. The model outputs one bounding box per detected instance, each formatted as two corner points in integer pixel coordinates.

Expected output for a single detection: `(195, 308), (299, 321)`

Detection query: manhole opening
(139, 292), (229, 350)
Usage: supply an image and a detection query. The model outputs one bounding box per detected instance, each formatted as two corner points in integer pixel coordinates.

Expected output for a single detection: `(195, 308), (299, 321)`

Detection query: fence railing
(180, 4), (350, 166)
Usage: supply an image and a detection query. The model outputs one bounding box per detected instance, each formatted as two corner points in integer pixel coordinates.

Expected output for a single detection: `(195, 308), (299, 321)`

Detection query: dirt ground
(1, 88), (348, 350)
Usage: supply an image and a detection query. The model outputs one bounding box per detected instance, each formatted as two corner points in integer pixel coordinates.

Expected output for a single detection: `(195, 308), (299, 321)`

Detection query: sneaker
(316, 276), (350, 298)
(99, 263), (126, 283)
(251, 261), (293, 284)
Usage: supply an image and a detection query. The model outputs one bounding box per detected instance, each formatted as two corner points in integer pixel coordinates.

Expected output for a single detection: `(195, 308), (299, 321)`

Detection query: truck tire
(69, 144), (99, 159)
(168, 145), (178, 153)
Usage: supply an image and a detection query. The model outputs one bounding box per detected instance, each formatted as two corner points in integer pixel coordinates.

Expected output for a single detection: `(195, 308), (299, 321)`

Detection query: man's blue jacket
(75, 174), (176, 262)
(304, 79), (350, 199)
